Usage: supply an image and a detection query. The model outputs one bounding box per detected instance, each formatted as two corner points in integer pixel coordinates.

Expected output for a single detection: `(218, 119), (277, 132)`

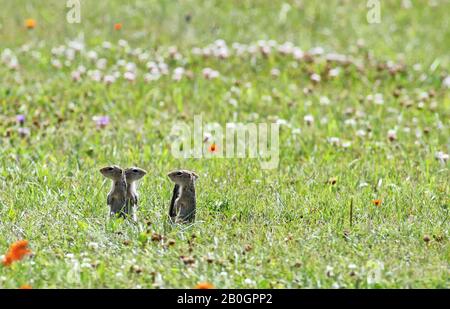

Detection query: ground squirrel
(99, 165), (127, 218)
(167, 170), (199, 223)
(124, 167), (147, 221)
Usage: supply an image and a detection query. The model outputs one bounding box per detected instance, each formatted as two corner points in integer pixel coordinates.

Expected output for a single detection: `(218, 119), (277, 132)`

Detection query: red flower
(2, 240), (31, 266)
(372, 199), (382, 206)
(195, 282), (214, 289)
(114, 23), (122, 31)
(208, 143), (218, 153)
(25, 19), (37, 29)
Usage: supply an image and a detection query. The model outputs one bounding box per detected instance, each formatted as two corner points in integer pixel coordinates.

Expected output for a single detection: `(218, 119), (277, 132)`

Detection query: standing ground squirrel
(124, 167), (147, 221)
(167, 170), (199, 223)
(99, 165), (127, 218)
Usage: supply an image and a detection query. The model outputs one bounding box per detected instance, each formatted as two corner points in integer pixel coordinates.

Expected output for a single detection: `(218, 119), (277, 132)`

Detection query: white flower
(51, 59), (62, 69)
(325, 265), (334, 277)
(304, 114), (314, 126)
(328, 137), (340, 146)
(87, 50), (98, 61)
(71, 71), (81, 82)
(118, 39), (128, 48)
(319, 96), (330, 105)
(124, 71), (136, 82)
(310, 46), (324, 55)
(374, 93), (384, 105)
(329, 67), (341, 78)
(202, 68), (219, 79)
(270, 68), (280, 77)
(77, 65), (86, 74)
(443, 76), (450, 89)
(172, 67), (185, 81)
(435, 151), (449, 162)
(125, 62), (137, 73)
(96, 58), (107, 70)
(244, 278), (256, 286)
(88, 70), (102, 82)
(102, 41), (112, 49)
(344, 119), (356, 127)
(310, 73), (321, 83)
(342, 141), (352, 148)
(293, 48), (304, 60)
(356, 129), (366, 137)
(103, 75), (116, 85)
(387, 129), (397, 141)
(144, 73), (160, 82)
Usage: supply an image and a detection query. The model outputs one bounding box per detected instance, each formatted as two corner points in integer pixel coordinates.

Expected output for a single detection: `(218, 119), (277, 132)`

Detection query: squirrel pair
(100, 166), (147, 221)
(100, 166), (199, 224)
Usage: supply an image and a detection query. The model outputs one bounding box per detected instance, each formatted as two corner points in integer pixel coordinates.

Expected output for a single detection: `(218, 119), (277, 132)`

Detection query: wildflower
(93, 116), (110, 128)
(329, 67), (340, 78)
(270, 68), (280, 78)
(19, 285), (32, 289)
(86, 50), (98, 61)
(195, 282), (214, 289)
(319, 96), (330, 105)
(202, 68), (219, 80)
(435, 151), (449, 163)
(310, 73), (321, 83)
(208, 143), (218, 153)
(16, 114), (25, 125)
(356, 129), (366, 138)
(172, 67), (185, 81)
(88, 70), (102, 82)
(18, 127), (31, 138)
(387, 129), (397, 142)
(124, 71), (136, 82)
(24, 19), (36, 29)
(304, 114), (314, 126)
(144, 73), (160, 82)
(114, 23), (122, 31)
(244, 278), (256, 286)
(2, 240), (31, 266)
(443, 76), (450, 89)
(327, 137), (340, 146)
(325, 265), (334, 277)
(96, 58), (107, 70)
(372, 199), (382, 206)
(71, 70), (81, 82)
(103, 74), (116, 85)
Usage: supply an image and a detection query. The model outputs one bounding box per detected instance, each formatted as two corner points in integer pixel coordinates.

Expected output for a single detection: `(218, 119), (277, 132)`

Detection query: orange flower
(19, 285), (32, 289)
(195, 282), (214, 289)
(25, 19), (37, 29)
(208, 143), (218, 153)
(372, 199), (382, 206)
(114, 23), (122, 31)
(2, 240), (31, 266)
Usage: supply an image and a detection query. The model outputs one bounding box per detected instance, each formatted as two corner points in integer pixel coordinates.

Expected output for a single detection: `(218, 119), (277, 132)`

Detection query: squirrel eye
(107, 167), (113, 171)
(176, 172), (182, 176)
(133, 169), (139, 173)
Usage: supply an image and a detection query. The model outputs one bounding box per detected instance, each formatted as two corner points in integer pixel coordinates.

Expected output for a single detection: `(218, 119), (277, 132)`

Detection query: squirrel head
(99, 165), (124, 180)
(167, 170), (199, 185)
(125, 167), (147, 182)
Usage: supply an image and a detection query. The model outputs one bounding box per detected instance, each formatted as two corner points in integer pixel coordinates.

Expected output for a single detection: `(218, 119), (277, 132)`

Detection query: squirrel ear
(192, 172), (199, 180)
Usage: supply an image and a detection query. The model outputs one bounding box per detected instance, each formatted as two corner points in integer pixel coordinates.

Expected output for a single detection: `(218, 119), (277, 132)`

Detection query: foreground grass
(0, 0), (449, 288)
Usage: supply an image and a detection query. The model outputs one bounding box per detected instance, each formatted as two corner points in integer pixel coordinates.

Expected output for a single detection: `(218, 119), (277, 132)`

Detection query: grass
(0, 0), (449, 288)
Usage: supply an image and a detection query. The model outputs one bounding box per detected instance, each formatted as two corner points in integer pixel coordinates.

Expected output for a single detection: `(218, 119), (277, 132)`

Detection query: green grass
(0, 0), (449, 288)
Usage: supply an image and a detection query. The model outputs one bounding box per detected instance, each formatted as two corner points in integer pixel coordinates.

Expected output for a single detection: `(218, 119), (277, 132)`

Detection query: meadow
(0, 0), (449, 288)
